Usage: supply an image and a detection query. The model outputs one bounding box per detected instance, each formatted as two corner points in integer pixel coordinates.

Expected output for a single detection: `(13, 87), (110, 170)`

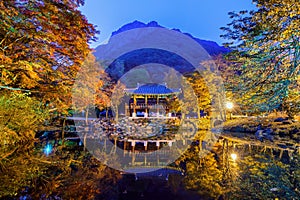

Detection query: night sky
(79, 0), (256, 48)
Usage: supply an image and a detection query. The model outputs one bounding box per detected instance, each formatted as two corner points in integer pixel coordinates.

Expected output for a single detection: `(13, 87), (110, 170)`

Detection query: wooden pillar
(156, 141), (160, 150)
(144, 141), (148, 151)
(145, 95), (148, 117)
(133, 95), (136, 117)
(114, 138), (117, 153)
(288, 150), (292, 160)
(261, 146), (267, 153)
(168, 141), (172, 150)
(131, 141), (135, 152)
(123, 141), (127, 156)
(132, 153), (135, 166)
(157, 95), (159, 115)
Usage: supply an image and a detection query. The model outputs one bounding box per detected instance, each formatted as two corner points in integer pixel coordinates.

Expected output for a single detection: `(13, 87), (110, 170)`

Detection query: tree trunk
(61, 117), (66, 147)
(84, 108), (89, 151)
(83, 132), (87, 152)
(114, 106), (118, 122)
(85, 108), (89, 125)
(181, 112), (186, 122)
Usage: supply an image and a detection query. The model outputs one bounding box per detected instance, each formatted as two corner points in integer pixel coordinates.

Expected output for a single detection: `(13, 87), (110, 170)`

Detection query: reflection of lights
(226, 102), (234, 110)
(231, 153), (237, 161)
(44, 144), (53, 156)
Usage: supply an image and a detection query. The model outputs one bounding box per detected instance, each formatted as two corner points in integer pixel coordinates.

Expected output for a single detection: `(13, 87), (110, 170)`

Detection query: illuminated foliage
(231, 154), (300, 199)
(180, 143), (300, 199)
(0, 92), (48, 152)
(0, 1), (111, 198)
(221, 0), (300, 115)
(72, 53), (108, 121)
(185, 71), (211, 112)
(0, 92), (49, 197)
(0, 0), (97, 113)
(110, 81), (125, 121)
(184, 152), (223, 199)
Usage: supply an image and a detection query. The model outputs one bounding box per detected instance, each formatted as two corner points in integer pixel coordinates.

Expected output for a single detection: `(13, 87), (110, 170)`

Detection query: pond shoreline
(219, 117), (300, 143)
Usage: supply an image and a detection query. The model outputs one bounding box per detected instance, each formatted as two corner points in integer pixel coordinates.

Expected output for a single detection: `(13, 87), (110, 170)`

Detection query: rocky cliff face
(99, 20), (229, 56)
(94, 21), (229, 82)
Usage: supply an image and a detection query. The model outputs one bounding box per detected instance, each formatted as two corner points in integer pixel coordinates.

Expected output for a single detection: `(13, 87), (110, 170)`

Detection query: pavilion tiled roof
(125, 83), (180, 95)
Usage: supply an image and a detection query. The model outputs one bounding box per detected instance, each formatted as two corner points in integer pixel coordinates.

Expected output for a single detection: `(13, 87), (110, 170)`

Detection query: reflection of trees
(231, 154), (300, 199)
(0, 142), (121, 199)
(178, 135), (300, 199)
(0, 93), (49, 198)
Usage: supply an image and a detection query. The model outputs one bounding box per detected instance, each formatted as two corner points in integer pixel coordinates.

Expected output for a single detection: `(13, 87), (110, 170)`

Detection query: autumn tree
(185, 71), (211, 115)
(72, 53), (107, 123)
(0, 1), (103, 198)
(110, 81), (126, 122)
(0, 92), (49, 197)
(0, 0), (97, 113)
(0, 92), (49, 156)
(199, 59), (227, 121)
(221, 0), (300, 116)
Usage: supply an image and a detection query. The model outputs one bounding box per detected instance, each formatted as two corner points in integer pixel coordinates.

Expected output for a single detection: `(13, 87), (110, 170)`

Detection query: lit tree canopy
(72, 53), (109, 122)
(0, 0), (98, 112)
(221, 0), (300, 115)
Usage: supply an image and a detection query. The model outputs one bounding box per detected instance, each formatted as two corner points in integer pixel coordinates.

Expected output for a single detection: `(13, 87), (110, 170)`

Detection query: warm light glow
(231, 153), (237, 161)
(226, 102), (234, 110)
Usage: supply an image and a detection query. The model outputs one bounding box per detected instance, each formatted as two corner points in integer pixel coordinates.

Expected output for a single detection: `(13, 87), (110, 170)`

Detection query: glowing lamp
(231, 153), (237, 161)
(226, 102), (234, 110)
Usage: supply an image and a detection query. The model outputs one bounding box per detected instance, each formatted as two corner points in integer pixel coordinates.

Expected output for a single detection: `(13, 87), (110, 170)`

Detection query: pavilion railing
(130, 103), (168, 109)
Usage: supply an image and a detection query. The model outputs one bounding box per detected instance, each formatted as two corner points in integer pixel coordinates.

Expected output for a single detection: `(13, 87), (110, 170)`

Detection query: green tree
(221, 0), (300, 116)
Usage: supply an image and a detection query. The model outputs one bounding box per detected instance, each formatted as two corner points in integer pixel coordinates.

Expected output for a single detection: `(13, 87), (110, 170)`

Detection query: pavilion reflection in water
(70, 117), (212, 173)
(124, 83), (181, 119)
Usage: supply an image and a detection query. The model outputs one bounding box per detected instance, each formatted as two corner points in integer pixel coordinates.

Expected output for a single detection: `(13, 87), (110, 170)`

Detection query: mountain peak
(111, 20), (163, 37)
(110, 20), (229, 55)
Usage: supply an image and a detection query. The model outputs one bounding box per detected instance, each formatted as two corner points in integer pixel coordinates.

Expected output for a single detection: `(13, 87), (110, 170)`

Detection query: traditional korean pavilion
(124, 83), (181, 118)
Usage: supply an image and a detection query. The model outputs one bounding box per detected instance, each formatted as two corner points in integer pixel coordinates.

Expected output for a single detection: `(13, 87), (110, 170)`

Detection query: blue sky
(79, 0), (256, 48)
